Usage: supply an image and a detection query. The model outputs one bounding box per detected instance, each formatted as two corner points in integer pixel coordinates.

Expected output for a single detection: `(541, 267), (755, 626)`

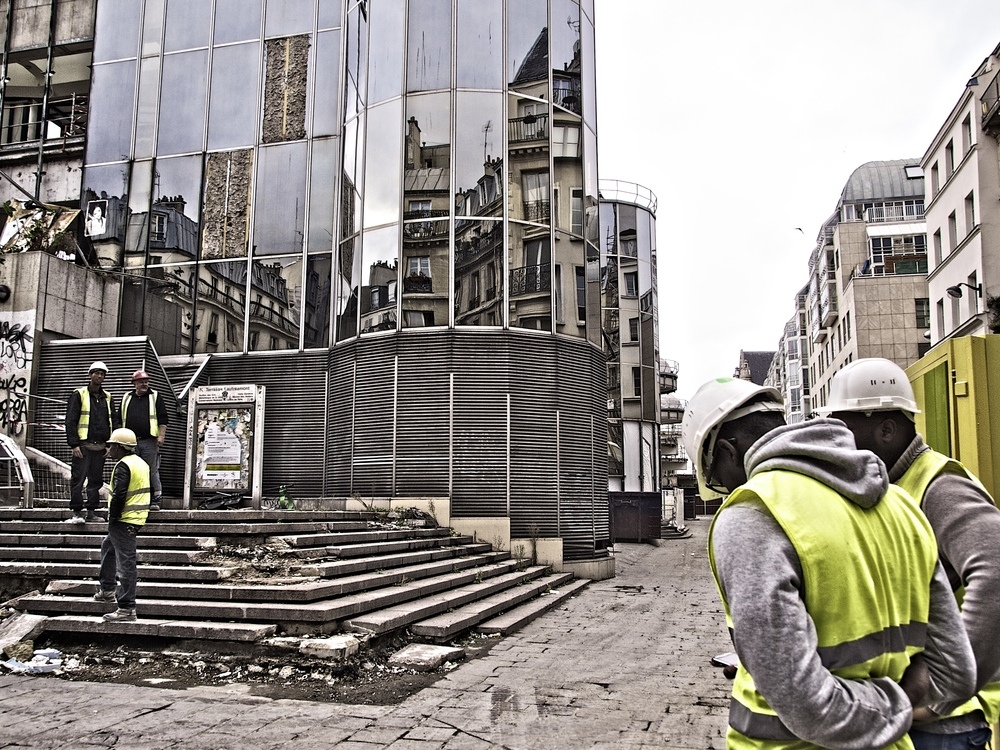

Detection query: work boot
(84, 510), (104, 522)
(64, 513), (86, 524)
(103, 608), (136, 622)
(92, 589), (116, 603)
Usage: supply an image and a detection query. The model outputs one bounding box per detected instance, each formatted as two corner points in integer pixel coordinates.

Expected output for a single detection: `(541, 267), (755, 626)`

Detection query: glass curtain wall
(84, 0), (342, 356)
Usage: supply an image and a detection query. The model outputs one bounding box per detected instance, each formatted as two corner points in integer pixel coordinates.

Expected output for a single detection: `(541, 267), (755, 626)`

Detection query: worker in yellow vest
(64, 361), (121, 523)
(682, 377), (975, 749)
(821, 358), (1000, 750)
(93, 428), (150, 623)
(121, 369), (169, 511)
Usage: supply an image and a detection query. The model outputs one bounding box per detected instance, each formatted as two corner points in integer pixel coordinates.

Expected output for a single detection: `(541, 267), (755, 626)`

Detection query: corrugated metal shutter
(205, 351), (328, 497)
(451, 332), (509, 518)
(327, 345), (355, 494)
(394, 332), (451, 497)
(350, 338), (395, 497)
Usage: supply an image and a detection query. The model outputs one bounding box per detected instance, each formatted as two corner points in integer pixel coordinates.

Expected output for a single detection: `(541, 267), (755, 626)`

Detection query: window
(936, 298), (945, 337)
(948, 212), (957, 253)
(962, 114), (973, 155)
(844, 311), (851, 341)
(226, 321), (237, 343)
(407, 256), (431, 277)
(632, 366), (642, 397)
(151, 213), (167, 242)
(403, 310), (434, 326)
(904, 165), (923, 179)
(945, 140), (954, 178)
(575, 266), (586, 321)
(552, 124), (581, 158)
(521, 171), (549, 222)
(915, 298), (930, 329)
(571, 188), (584, 235)
(965, 191), (976, 235)
(966, 272), (979, 318)
(628, 317), (639, 341)
(623, 271), (638, 297)
(933, 230), (942, 266)
(930, 162), (939, 196)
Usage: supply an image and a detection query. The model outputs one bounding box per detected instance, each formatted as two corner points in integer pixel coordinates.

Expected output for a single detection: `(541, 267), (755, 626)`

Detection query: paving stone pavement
(0, 518), (731, 749)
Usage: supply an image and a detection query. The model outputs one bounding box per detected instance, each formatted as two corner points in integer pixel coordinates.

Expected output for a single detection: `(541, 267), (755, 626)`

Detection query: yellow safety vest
(74, 387), (113, 442)
(109, 453), (151, 526)
(708, 470), (937, 749)
(121, 390), (159, 437)
(896, 449), (1000, 726)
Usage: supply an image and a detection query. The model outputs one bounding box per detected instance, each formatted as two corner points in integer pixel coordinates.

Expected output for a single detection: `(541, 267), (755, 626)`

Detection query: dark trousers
(133, 437), (161, 499)
(98, 521), (140, 609)
(69, 448), (106, 512)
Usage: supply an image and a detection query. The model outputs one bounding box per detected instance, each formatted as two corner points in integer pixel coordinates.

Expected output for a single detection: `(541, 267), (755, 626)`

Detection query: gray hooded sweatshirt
(711, 419), (975, 749)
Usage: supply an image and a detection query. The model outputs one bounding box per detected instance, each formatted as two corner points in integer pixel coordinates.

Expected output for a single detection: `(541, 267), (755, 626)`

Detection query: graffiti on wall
(0, 312), (35, 437)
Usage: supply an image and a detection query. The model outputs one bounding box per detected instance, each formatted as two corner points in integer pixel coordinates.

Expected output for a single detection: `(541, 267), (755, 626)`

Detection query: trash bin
(683, 497), (696, 521)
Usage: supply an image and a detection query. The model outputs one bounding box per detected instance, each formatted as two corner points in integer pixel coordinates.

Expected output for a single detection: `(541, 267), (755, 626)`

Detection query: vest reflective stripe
(897, 450), (1000, 726)
(75, 388), (112, 441)
(708, 470), (936, 749)
(122, 391), (159, 437)
(110, 454), (150, 526)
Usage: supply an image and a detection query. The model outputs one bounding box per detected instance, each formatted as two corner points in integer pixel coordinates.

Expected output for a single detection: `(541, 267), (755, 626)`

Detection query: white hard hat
(815, 358), (919, 416)
(681, 378), (784, 500)
(89, 361), (108, 373)
(107, 427), (138, 450)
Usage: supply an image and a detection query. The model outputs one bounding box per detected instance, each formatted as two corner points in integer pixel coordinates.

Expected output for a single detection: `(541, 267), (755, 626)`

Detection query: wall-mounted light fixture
(946, 282), (982, 299)
(0, 285), (10, 303)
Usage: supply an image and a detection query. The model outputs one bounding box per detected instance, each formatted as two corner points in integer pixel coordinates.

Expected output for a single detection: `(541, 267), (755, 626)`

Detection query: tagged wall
(0, 310), (36, 442)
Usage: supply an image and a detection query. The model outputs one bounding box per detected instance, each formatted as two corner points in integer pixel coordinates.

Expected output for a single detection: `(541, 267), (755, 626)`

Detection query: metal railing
(509, 263), (551, 296)
(1, 94), (89, 146)
(508, 113), (549, 143)
(863, 204), (924, 223)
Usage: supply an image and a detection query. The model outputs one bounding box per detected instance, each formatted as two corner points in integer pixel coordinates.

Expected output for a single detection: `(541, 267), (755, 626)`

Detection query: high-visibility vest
(121, 390), (159, 437)
(74, 387), (113, 442)
(896, 449), (1000, 726)
(708, 470), (937, 749)
(110, 453), (150, 526)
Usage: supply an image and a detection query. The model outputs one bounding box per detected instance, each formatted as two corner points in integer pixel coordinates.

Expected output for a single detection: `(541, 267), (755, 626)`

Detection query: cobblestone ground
(0, 518), (732, 749)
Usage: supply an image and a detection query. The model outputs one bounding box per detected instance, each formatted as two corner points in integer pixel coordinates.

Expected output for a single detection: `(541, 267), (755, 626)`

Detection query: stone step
(344, 564), (549, 636)
(0, 521), (351, 536)
(19, 560), (528, 625)
(296, 542), (496, 578)
(0, 561), (232, 581)
(271, 527), (449, 548)
(323, 535), (473, 560)
(0, 547), (206, 565)
(0, 509), (373, 523)
(410, 572), (576, 641)
(43, 551), (510, 603)
(0, 534), (216, 550)
(476, 578), (591, 636)
(40, 616), (276, 642)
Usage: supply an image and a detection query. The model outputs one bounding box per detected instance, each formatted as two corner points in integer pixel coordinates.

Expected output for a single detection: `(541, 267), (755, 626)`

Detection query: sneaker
(148, 503), (161, 512)
(92, 589), (116, 603)
(64, 514), (86, 524)
(103, 608), (136, 622)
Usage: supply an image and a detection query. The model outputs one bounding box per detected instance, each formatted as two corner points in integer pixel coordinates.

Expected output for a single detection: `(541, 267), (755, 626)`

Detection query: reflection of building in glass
(3, 1), (612, 576)
(599, 181), (660, 500)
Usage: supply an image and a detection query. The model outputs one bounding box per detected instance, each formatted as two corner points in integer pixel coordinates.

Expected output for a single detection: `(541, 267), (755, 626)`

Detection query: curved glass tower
(81, 0), (609, 570)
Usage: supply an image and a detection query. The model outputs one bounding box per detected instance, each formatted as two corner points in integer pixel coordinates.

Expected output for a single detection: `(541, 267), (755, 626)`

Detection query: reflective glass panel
(581, 14), (597, 129)
(368, 0), (404, 103)
(141, 0), (164, 58)
(157, 50), (209, 155)
(124, 160), (153, 264)
(406, 0), (450, 92)
(454, 219), (503, 327)
(456, 0), (502, 89)
(138, 263), (196, 355)
(552, 0), (581, 115)
(93, 0), (141, 62)
(194, 260), (248, 353)
(304, 254), (333, 347)
(151, 156), (203, 264)
(134, 57), (161, 160)
(214, 0), (262, 45)
(344, 2), (368, 120)
(455, 92), (502, 217)
(248, 256), (303, 351)
(508, 220), (551, 331)
(208, 42), (261, 150)
(309, 138), (338, 252)
(86, 62), (137, 164)
(254, 141), (308, 255)
(584, 124), (599, 244)
(336, 235), (359, 340)
(507, 0), (547, 94)
(553, 230), (587, 339)
(363, 100), (403, 229)
(318, 0), (343, 29)
(165, 0), (212, 51)
(359, 225), (400, 335)
(313, 31), (341, 137)
(264, 0), (313, 37)
(341, 114), (364, 239)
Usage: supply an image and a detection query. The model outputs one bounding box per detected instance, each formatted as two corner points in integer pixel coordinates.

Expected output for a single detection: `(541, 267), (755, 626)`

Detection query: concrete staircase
(0, 508), (588, 645)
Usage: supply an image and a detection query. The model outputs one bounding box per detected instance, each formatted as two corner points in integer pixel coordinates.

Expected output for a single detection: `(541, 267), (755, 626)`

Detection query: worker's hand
(899, 653), (930, 709)
(157, 434), (165, 447)
(723, 664), (738, 680)
(72, 446), (82, 459)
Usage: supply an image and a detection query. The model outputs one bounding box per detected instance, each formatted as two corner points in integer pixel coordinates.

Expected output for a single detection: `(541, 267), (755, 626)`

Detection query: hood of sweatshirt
(743, 418), (889, 509)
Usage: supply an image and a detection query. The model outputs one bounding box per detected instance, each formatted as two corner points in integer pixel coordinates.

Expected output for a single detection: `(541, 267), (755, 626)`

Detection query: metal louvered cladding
(327, 347), (355, 493)
(205, 351), (328, 497)
(394, 334), (451, 497)
(349, 339), (395, 497)
(509, 337), (559, 539)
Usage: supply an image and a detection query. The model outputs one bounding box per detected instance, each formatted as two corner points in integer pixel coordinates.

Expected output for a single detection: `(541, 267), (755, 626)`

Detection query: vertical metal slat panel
(349, 339), (395, 497)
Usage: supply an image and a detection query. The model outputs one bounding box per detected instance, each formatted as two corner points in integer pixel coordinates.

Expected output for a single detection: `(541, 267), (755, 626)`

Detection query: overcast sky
(593, 1), (1000, 401)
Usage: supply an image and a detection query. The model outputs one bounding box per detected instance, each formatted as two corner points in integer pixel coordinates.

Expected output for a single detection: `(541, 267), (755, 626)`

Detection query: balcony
(981, 69), (1000, 137)
(508, 113), (549, 144)
(509, 264), (550, 296)
(402, 210), (449, 241)
(402, 275), (433, 293)
(1, 94), (88, 148)
(521, 199), (550, 223)
(660, 396), (686, 425)
(863, 203), (924, 224)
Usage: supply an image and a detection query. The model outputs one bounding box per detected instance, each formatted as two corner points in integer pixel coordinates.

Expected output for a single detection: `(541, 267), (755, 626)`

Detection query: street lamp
(946, 282), (982, 299)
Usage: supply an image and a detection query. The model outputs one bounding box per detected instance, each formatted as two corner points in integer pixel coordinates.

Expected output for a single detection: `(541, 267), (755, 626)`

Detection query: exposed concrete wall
(262, 35), (310, 144)
(4, 0), (94, 50)
(202, 149), (252, 259)
(0, 155), (84, 206)
(32, 252), (120, 339)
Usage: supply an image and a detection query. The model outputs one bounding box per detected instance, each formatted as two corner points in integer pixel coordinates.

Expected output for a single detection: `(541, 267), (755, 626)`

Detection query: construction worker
(64, 361), (121, 523)
(681, 377), (975, 749)
(121, 369), (168, 511)
(93, 428), (150, 622)
(821, 357), (1000, 750)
